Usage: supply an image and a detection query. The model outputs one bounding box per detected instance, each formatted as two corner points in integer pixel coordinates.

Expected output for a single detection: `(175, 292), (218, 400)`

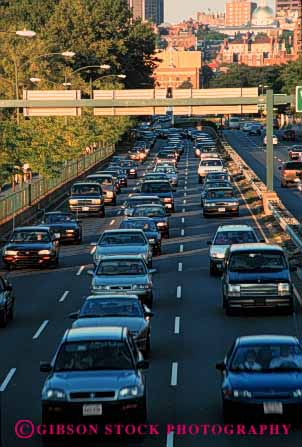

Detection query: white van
(229, 117), (240, 130)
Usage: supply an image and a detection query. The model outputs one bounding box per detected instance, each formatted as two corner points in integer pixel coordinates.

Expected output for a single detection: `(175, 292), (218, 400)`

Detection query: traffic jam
(1, 116), (302, 445)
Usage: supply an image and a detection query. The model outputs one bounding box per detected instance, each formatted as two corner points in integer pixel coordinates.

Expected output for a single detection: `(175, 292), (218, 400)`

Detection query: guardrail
(0, 145), (114, 226)
(220, 136), (302, 253)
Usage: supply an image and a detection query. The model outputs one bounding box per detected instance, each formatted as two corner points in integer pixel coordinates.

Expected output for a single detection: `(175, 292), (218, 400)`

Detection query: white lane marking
(293, 286), (302, 305)
(174, 317), (180, 334)
(110, 219), (115, 226)
(181, 217), (185, 224)
(90, 242), (96, 246)
(179, 244), (183, 253)
(178, 262), (183, 272)
(183, 199), (186, 204)
(184, 192), (187, 197)
(59, 291), (70, 303)
(0, 368), (16, 392)
(181, 229), (185, 236)
(33, 320), (49, 340)
(171, 362), (178, 386)
(182, 208), (186, 213)
(76, 265), (85, 276)
(184, 186), (187, 190)
(166, 431), (174, 447)
(177, 286), (182, 299)
(90, 246), (96, 255)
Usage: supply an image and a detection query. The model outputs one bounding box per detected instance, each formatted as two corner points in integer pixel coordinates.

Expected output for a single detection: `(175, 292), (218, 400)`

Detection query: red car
(288, 146), (302, 160)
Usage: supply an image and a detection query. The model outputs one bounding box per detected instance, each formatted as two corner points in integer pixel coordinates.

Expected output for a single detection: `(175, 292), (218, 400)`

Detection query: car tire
(112, 197), (117, 206)
(203, 212), (208, 218)
(144, 335), (151, 358)
(100, 208), (105, 218)
(0, 308), (8, 328)
(223, 401), (235, 423)
(222, 293), (227, 309)
(209, 264), (216, 276)
(8, 303), (15, 321)
(74, 237), (82, 245)
(225, 305), (234, 316)
(198, 176), (202, 184)
(148, 259), (153, 268)
(146, 293), (153, 309)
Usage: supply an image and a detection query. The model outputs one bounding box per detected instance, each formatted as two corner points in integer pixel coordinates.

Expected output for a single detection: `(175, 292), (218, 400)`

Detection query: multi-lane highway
(225, 130), (302, 220)
(1, 134), (302, 447)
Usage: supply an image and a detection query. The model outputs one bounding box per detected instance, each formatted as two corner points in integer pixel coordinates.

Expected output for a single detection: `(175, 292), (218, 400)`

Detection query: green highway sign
(296, 86), (302, 113)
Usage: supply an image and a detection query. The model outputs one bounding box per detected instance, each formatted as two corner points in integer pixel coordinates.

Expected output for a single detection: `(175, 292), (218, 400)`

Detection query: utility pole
(266, 89), (274, 191)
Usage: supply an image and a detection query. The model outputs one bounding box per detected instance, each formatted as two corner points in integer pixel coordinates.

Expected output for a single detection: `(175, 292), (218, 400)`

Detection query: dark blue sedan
(216, 335), (302, 422)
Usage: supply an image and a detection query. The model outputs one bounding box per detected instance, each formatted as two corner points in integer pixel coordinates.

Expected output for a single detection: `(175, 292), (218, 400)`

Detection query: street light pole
(266, 89), (274, 191)
(13, 58), (20, 125)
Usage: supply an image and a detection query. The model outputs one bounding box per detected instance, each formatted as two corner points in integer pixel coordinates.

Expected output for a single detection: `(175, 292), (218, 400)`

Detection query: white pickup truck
(198, 158), (226, 184)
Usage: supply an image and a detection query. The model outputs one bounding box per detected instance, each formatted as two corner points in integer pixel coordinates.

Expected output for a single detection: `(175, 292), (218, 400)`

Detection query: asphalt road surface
(224, 130), (302, 221)
(1, 137), (302, 447)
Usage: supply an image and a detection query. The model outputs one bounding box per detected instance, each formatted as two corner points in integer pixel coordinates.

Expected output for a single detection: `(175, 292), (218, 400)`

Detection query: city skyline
(164, 0), (274, 23)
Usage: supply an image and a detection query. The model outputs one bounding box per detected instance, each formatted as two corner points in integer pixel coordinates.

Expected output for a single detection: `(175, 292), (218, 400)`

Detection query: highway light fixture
(100, 64), (111, 70)
(61, 51), (75, 58)
(15, 29), (36, 37)
(29, 77), (41, 83)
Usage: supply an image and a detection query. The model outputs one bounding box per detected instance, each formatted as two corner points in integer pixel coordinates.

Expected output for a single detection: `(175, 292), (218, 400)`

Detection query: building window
(263, 52), (269, 59)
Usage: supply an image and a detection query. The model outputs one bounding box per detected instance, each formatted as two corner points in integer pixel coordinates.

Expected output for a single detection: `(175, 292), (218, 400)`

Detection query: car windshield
(10, 230), (50, 243)
(71, 185), (100, 195)
(80, 298), (143, 318)
(133, 207), (166, 217)
(230, 344), (302, 372)
(96, 260), (146, 276)
(126, 198), (160, 208)
(206, 189), (234, 199)
(120, 220), (157, 232)
(206, 174), (229, 181)
(284, 162), (302, 170)
(158, 153), (174, 159)
(229, 251), (286, 272)
(214, 231), (257, 245)
(201, 160), (223, 167)
(44, 214), (75, 224)
(54, 341), (134, 372)
(141, 182), (171, 193)
(91, 176), (112, 184)
(155, 167), (175, 174)
(100, 233), (146, 245)
(205, 182), (231, 190)
(145, 174), (167, 180)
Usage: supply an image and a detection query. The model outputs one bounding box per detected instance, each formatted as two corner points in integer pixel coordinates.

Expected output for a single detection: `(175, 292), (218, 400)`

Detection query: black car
(120, 160), (138, 178)
(222, 243), (295, 315)
(119, 217), (162, 255)
(69, 295), (154, 357)
(40, 212), (82, 244)
(201, 182), (233, 207)
(0, 276), (15, 327)
(248, 125), (262, 136)
(103, 168), (127, 188)
(40, 327), (148, 424)
(139, 180), (175, 212)
(216, 335), (302, 422)
(132, 204), (170, 238)
(203, 187), (240, 217)
(2, 226), (60, 269)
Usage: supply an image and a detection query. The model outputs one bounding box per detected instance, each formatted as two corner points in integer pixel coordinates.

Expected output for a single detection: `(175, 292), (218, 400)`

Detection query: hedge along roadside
(0, 145), (114, 233)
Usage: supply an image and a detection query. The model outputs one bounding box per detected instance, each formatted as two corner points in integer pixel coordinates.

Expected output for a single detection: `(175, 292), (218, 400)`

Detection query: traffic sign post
(296, 86), (302, 113)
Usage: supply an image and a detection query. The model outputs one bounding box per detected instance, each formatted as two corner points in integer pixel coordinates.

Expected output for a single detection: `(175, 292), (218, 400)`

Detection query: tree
(278, 59), (302, 94)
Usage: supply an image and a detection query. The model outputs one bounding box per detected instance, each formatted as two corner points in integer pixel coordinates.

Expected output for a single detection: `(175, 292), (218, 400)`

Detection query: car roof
(90, 173), (113, 177)
(238, 335), (299, 346)
(84, 294), (140, 302)
(229, 243), (283, 253)
(133, 204), (164, 208)
(142, 179), (170, 184)
(98, 254), (147, 261)
(123, 217), (155, 222)
(216, 225), (254, 232)
(45, 211), (73, 215)
(14, 226), (50, 231)
(206, 186), (233, 191)
(102, 229), (145, 234)
(65, 327), (126, 342)
(128, 195), (161, 200)
(72, 182), (100, 186)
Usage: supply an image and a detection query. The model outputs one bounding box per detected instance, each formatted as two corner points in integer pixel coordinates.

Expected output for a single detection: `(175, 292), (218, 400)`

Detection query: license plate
(263, 402), (283, 414)
(82, 207), (90, 211)
(83, 404), (103, 416)
(216, 263), (222, 268)
(218, 208), (225, 212)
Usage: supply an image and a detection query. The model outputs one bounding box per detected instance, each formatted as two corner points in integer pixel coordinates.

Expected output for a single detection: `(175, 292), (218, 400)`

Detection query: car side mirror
(40, 362), (52, 373)
(87, 269), (94, 276)
(207, 241), (212, 246)
(137, 360), (149, 370)
(148, 268), (157, 274)
(216, 362), (226, 371)
(68, 312), (79, 319)
(144, 311), (154, 318)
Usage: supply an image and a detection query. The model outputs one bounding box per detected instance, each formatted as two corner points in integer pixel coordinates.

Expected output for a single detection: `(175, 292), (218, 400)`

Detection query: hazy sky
(164, 0), (274, 23)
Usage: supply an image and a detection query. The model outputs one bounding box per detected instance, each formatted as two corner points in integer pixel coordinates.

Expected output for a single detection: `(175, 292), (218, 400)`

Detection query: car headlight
(44, 389), (66, 401)
(228, 284), (240, 297)
(119, 385), (143, 399)
(66, 229), (75, 233)
(106, 191), (114, 198)
(164, 198), (172, 203)
(210, 251), (225, 259)
(195, 149), (201, 155)
(149, 238), (156, 244)
(204, 202), (216, 207)
(93, 285), (111, 291)
(4, 250), (18, 256)
(92, 199), (101, 205)
(130, 169), (136, 173)
(133, 284), (150, 290)
(38, 250), (52, 255)
(233, 390), (252, 398)
(278, 283), (290, 296)
(69, 199), (78, 205)
(293, 389), (302, 398)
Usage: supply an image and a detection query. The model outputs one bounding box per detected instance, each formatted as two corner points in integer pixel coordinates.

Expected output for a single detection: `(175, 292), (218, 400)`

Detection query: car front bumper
(204, 206), (239, 215)
(223, 398), (302, 420)
(3, 253), (57, 267)
(69, 204), (104, 213)
(225, 294), (293, 309)
(42, 397), (145, 423)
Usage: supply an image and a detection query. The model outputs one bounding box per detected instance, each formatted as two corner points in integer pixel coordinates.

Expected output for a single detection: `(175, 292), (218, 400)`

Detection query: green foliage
(197, 27), (227, 42)
(278, 59), (302, 94)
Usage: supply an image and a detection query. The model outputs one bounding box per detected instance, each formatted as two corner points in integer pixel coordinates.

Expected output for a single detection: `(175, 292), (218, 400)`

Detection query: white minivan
(228, 117), (240, 130)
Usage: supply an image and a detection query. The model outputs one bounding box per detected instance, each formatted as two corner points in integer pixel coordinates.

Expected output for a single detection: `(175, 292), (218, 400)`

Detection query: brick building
(276, 0), (301, 18)
(163, 30), (197, 50)
(225, 0), (257, 27)
(153, 48), (202, 89)
(197, 11), (225, 26)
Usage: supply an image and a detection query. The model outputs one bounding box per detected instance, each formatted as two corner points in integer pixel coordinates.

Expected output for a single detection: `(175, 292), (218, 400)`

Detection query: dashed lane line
(170, 362), (178, 386)
(177, 286), (182, 299)
(174, 317), (180, 334)
(32, 320), (49, 340)
(76, 265), (85, 276)
(59, 291), (70, 303)
(0, 368), (16, 392)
